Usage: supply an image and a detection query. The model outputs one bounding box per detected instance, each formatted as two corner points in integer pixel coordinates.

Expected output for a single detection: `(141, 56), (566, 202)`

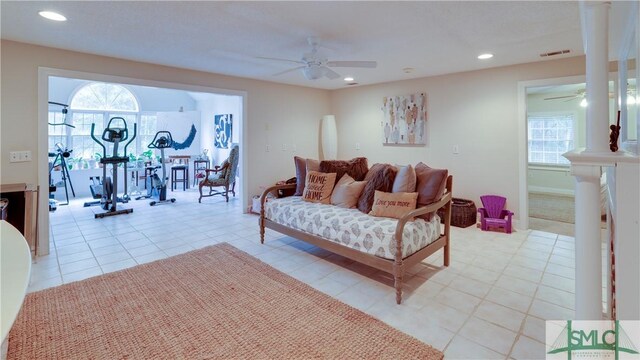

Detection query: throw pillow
(302, 171), (336, 204)
(319, 157), (369, 185)
(330, 174), (367, 208)
(293, 157), (320, 196)
(293, 156), (306, 196)
(392, 165), (417, 193)
(369, 191), (418, 219)
(357, 163), (397, 213)
(414, 162), (449, 220)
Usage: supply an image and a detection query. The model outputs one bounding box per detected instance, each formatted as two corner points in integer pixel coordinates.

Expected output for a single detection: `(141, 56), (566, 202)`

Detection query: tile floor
(32, 189), (592, 359)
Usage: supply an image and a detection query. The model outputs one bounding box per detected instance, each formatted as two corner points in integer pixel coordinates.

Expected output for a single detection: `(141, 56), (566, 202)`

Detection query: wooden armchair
(198, 144), (239, 203)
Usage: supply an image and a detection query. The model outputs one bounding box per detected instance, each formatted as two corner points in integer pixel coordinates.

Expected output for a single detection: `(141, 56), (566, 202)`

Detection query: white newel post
(584, 1), (610, 154)
(566, 1), (611, 320)
(571, 164), (603, 319)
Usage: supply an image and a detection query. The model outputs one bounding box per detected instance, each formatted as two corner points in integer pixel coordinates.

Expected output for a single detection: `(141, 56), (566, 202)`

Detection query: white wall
(330, 56), (587, 222)
(195, 93), (242, 165)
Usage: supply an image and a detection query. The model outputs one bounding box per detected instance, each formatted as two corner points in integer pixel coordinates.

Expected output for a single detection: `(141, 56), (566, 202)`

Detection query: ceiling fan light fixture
(39, 10), (67, 21)
(303, 66), (323, 80)
(343, 76), (354, 82)
(477, 53), (493, 60)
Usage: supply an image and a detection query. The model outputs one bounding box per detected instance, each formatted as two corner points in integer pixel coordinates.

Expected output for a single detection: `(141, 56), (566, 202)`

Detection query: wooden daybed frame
(259, 175), (453, 304)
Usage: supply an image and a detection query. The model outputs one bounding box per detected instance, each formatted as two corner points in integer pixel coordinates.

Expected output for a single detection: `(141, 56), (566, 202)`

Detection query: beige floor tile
(485, 287), (533, 313)
(474, 300), (526, 332)
(434, 287), (482, 314)
(535, 285), (574, 310)
(510, 335), (545, 360)
(59, 257), (100, 274)
(448, 276), (492, 298)
(445, 335), (504, 360)
(521, 315), (545, 343)
(101, 258), (138, 273)
(528, 299), (575, 320)
(62, 266), (103, 283)
(459, 317), (518, 355)
(494, 274), (538, 297)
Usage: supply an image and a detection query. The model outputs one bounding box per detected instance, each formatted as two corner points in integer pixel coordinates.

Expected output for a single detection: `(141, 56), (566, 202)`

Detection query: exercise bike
(90, 117), (137, 218)
(136, 131), (175, 206)
(48, 143), (76, 209)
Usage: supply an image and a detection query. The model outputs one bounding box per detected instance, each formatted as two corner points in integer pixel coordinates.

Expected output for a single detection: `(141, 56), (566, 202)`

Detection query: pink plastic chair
(478, 195), (514, 234)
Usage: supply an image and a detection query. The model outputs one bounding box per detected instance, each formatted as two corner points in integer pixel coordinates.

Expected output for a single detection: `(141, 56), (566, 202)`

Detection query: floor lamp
(321, 115), (337, 160)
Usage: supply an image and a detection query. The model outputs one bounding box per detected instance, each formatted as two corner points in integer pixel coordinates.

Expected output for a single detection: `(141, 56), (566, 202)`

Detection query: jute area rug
(529, 192), (575, 224)
(8, 243), (442, 359)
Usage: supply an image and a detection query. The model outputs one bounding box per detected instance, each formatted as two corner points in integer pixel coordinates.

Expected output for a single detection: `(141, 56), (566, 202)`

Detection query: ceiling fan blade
(322, 67), (341, 80)
(257, 56), (305, 65)
(326, 61), (377, 68)
(543, 95), (578, 100)
(272, 66), (306, 77)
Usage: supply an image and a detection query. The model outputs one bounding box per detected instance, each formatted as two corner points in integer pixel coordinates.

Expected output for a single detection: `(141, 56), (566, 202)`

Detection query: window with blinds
(527, 113), (575, 165)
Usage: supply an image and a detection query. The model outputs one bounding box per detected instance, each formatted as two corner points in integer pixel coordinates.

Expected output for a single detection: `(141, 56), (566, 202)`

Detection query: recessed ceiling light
(477, 53), (493, 60)
(39, 11), (67, 22)
(402, 67), (414, 74)
(344, 77), (354, 82)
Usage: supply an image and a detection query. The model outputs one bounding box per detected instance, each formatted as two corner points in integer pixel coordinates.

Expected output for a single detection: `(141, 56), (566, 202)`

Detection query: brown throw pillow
(357, 164), (397, 213)
(319, 157), (368, 185)
(369, 191), (418, 219)
(414, 162), (448, 220)
(392, 165), (417, 193)
(293, 156), (306, 196)
(294, 157), (320, 196)
(331, 174), (367, 208)
(302, 171), (337, 204)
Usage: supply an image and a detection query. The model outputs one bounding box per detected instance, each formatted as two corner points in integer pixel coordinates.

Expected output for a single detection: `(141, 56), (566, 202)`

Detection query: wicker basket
(437, 198), (477, 228)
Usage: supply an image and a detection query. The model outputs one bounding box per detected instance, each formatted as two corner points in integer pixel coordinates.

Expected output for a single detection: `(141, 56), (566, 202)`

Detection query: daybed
(259, 175), (452, 304)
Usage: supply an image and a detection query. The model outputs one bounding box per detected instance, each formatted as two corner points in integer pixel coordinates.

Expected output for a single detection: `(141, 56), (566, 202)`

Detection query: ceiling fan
(543, 89), (586, 102)
(257, 37), (377, 80)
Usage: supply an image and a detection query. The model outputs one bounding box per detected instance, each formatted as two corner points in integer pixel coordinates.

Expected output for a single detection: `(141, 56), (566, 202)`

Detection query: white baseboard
(528, 186), (574, 196)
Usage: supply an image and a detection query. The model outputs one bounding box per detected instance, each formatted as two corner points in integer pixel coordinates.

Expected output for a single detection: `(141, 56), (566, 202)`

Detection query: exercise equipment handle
(148, 131), (173, 149)
(103, 117), (128, 142)
(123, 123), (137, 157)
(90, 123), (106, 157)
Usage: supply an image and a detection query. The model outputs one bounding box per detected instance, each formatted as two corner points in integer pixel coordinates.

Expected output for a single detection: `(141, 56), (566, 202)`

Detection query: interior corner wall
(329, 56), (586, 222)
(1, 40), (331, 250)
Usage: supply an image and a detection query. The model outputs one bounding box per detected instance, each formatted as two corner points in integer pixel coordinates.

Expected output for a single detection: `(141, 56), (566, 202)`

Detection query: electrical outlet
(9, 151), (32, 163)
(453, 145), (460, 154)
(355, 142), (361, 150)
(9, 152), (20, 163)
(281, 143), (287, 151)
(266, 144), (271, 152)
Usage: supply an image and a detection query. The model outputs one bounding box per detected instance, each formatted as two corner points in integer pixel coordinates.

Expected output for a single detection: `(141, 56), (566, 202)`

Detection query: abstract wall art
(214, 114), (232, 149)
(381, 93), (427, 145)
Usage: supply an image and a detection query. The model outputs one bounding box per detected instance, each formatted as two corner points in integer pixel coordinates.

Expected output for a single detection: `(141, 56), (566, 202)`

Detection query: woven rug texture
(8, 243), (442, 359)
(529, 192), (575, 223)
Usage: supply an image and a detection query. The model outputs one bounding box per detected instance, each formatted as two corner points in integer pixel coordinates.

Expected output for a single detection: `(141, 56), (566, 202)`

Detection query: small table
(193, 160), (210, 186)
(1, 221), (32, 350)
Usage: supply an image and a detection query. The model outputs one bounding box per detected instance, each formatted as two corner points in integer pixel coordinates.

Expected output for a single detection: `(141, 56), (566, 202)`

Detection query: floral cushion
(264, 196), (441, 260)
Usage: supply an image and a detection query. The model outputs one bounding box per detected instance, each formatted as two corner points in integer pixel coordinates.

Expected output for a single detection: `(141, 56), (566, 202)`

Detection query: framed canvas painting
(214, 114), (232, 149)
(382, 93), (427, 145)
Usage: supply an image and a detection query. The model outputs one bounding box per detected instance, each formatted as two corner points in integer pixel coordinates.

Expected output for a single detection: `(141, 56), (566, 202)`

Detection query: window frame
(527, 111), (576, 168)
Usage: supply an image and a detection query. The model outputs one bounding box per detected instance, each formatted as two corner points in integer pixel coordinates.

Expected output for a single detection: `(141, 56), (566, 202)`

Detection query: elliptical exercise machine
(136, 131), (176, 206)
(90, 117), (136, 218)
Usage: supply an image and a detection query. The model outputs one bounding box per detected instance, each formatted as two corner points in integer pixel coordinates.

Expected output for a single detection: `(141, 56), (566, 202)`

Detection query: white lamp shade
(321, 115), (338, 160)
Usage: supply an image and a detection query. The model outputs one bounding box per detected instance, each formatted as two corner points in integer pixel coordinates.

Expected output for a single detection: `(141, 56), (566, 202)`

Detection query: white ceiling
(1, 1), (584, 90)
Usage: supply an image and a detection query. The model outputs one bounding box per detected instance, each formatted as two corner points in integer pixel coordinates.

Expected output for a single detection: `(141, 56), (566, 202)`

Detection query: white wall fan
(257, 37), (377, 80)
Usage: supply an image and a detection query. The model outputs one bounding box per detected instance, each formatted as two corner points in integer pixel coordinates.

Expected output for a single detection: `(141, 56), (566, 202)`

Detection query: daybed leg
(444, 243), (450, 267)
(394, 274), (403, 304)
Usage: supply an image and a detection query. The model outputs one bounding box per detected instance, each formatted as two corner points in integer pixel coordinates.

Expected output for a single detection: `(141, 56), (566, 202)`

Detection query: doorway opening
(38, 68), (247, 256)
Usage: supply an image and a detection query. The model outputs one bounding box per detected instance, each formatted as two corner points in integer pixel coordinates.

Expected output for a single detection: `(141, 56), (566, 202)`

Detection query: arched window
(48, 81), (153, 164)
(70, 82), (139, 112)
